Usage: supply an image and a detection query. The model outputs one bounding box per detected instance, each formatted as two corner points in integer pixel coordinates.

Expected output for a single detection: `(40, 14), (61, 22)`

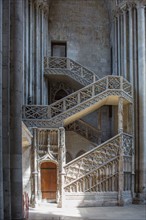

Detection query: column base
(133, 192), (146, 204)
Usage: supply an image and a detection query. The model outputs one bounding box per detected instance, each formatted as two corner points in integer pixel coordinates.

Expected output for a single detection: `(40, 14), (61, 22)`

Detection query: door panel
(41, 162), (57, 200)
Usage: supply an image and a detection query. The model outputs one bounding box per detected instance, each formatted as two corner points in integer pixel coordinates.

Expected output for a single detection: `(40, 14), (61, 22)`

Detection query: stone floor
(28, 203), (146, 220)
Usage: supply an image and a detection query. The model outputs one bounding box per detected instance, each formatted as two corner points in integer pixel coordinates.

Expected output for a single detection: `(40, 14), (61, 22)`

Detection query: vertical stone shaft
(137, 3), (146, 199)
(117, 15), (121, 75)
(114, 17), (118, 75)
(133, 7), (139, 194)
(10, 0), (24, 219)
(128, 7), (133, 83)
(118, 97), (124, 133)
(123, 10), (127, 79)
(0, 0), (3, 219)
(2, 0), (11, 218)
(58, 127), (66, 208)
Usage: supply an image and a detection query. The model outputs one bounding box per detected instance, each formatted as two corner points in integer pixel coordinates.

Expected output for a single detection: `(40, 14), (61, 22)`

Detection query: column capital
(136, 0), (146, 9)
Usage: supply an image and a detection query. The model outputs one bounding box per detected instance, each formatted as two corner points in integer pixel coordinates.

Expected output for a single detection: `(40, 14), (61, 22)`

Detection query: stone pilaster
(0, 0), (3, 219)
(136, 1), (146, 202)
(10, 0), (24, 219)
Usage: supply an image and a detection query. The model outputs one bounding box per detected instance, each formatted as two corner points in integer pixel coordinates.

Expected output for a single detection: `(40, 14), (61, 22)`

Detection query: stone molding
(30, 0), (49, 15)
(113, 0), (146, 18)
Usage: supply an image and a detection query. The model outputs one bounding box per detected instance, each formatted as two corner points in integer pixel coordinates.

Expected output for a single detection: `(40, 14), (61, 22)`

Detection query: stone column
(136, 2), (146, 202)
(117, 14), (121, 76)
(43, 8), (49, 104)
(120, 13), (124, 76)
(10, 0), (24, 219)
(118, 97), (124, 133)
(0, 1), (3, 219)
(24, 0), (29, 104)
(2, 0), (11, 218)
(28, 0), (33, 103)
(31, 128), (38, 207)
(128, 5), (133, 84)
(58, 127), (66, 208)
(123, 9), (127, 79)
(114, 16), (118, 75)
(133, 6), (139, 196)
(40, 5), (44, 105)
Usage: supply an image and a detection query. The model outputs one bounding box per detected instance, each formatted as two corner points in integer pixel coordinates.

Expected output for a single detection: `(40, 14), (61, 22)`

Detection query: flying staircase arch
(22, 57), (134, 207)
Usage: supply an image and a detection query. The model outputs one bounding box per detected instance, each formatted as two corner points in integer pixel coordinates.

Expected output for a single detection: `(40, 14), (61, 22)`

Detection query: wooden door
(41, 162), (57, 201)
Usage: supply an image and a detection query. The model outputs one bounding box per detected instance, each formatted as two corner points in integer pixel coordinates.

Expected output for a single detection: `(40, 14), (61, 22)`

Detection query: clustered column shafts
(24, 0), (49, 105)
(113, 0), (146, 203)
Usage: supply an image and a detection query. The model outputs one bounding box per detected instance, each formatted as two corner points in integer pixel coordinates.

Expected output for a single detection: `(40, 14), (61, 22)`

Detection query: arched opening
(41, 162), (57, 202)
(54, 89), (67, 101)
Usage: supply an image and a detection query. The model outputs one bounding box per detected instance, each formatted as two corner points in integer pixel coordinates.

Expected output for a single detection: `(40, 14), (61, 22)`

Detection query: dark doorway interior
(51, 41), (67, 57)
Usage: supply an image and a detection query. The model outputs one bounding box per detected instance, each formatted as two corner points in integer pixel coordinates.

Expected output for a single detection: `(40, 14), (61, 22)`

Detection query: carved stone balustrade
(22, 75), (133, 128)
(44, 56), (99, 86)
(64, 132), (133, 195)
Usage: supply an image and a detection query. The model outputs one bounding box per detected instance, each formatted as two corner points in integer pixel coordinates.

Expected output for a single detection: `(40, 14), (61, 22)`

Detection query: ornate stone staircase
(22, 76), (132, 128)
(22, 57), (134, 207)
(64, 132), (133, 192)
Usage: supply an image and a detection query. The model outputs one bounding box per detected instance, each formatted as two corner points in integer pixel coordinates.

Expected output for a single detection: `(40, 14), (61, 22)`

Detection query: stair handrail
(64, 133), (121, 168)
(44, 56), (99, 83)
(64, 132), (132, 168)
(22, 76), (132, 120)
(64, 156), (119, 188)
(65, 119), (101, 144)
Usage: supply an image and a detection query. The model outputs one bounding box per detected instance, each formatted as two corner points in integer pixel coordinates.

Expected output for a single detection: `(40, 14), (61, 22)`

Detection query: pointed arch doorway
(41, 162), (57, 202)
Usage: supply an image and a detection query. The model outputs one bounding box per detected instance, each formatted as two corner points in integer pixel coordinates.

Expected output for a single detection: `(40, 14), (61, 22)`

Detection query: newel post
(58, 127), (66, 208)
(31, 127), (38, 207)
(118, 133), (124, 206)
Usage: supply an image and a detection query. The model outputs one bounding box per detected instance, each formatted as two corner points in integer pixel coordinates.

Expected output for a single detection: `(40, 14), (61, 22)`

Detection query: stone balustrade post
(118, 97), (124, 133)
(118, 134), (124, 206)
(58, 127), (66, 208)
(31, 127), (38, 207)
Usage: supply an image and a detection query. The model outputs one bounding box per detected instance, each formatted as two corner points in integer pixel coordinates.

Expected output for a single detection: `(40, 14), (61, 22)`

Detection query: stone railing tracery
(65, 119), (101, 144)
(64, 132), (133, 193)
(22, 76), (133, 128)
(44, 56), (99, 84)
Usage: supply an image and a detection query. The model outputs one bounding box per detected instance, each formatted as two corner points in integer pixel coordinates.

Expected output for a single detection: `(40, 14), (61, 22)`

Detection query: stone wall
(66, 131), (95, 161)
(48, 0), (111, 78)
